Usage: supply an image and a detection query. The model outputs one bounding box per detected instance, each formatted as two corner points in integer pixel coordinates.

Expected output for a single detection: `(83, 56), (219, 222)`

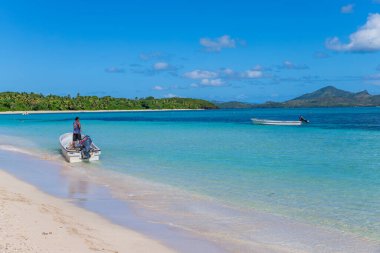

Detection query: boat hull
(59, 133), (101, 163)
(251, 118), (302, 126)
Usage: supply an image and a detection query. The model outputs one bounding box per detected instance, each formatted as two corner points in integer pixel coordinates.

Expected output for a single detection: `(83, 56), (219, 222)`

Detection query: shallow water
(0, 150), (225, 253)
(0, 108), (380, 252)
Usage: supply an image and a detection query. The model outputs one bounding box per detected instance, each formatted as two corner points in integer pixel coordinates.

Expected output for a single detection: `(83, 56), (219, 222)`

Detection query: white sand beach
(0, 170), (176, 253)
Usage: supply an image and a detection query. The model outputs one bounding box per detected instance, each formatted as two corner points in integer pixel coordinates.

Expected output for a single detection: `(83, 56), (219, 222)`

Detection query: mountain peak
(215, 86), (379, 108)
(319, 85), (339, 91)
(291, 86), (351, 100)
(355, 90), (370, 95)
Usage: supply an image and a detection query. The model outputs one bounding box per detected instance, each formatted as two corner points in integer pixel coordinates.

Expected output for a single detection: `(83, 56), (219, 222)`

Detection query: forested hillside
(0, 92), (217, 111)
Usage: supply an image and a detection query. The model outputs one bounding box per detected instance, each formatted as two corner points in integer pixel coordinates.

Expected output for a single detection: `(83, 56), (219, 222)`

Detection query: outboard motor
(79, 135), (93, 159)
(299, 115), (309, 123)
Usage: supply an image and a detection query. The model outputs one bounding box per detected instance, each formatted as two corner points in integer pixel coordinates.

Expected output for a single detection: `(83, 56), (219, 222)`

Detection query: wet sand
(0, 169), (177, 253)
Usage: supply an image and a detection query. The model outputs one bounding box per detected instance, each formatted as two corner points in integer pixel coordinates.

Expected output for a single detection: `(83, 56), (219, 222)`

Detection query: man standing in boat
(73, 117), (81, 141)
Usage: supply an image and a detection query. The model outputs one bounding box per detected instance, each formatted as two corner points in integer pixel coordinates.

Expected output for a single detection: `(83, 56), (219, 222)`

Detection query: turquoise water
(0, 108), (380, 247)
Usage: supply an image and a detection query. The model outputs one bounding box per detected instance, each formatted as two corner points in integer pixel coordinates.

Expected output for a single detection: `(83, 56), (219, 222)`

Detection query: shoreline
(0, 169), (176, 253)
(0, 109), (206, 115)
(0, 148), (225, 253)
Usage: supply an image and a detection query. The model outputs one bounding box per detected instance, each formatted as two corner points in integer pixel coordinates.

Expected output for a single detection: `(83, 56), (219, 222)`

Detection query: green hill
(0, 92), (218, 111)
(213, 101), (256, 109)
(280, 86), (378, 107)
(216, 86), (380, 108)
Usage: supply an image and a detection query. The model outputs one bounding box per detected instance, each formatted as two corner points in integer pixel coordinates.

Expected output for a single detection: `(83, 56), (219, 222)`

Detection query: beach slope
(0, 170), (176, 253)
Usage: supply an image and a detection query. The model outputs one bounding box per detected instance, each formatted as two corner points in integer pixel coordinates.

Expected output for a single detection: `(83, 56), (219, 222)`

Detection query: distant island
(215, 86), (380, 108)
(3, 86), (380, 112)
(0, 92), (217, 111)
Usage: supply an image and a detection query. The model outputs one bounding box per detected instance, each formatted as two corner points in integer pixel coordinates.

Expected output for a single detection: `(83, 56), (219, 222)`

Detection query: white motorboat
(251, 118), (303, 126)
(59, 133), (101, 163)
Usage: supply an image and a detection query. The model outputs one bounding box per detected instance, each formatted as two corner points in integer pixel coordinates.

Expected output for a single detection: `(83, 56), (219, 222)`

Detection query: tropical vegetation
(0, 92), (218, 111)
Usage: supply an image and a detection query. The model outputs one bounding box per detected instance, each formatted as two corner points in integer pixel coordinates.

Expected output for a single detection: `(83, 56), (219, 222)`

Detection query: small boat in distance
(59, 133), (101, 163)
(251, 118), (303, 126)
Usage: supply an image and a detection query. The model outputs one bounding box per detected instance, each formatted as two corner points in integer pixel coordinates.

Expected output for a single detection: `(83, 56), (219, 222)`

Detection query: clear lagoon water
(0, 108), (379, 251)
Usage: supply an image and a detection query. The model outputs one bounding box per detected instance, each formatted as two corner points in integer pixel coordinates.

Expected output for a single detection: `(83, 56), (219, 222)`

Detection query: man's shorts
(73, 133), (81, 141)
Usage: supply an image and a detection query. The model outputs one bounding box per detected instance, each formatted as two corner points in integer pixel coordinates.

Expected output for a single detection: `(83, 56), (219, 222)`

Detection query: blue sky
(1, 0), (380, 102)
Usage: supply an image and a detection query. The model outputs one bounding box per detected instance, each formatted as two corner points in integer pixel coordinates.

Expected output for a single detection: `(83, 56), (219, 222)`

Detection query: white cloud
(200, 35), (236, 52)
(184, 70), (218, 79)
(235, 94), (248, 100)
(281, 60), (309, 70)
(153, 85), (164, 90)
(222, 68), (235, 76)
(218, 65), (267, 80)
(341, 4), (354, 14)
(185, 66), (269, 85)
(153, 62), (169, 70)
(253, 65), (264, 70)
(131, 61), (180, 76)
(243, 69), (263, 78)
(165, 93), (178, 98)
(219, 68), (241, 79)
(200, 78), (224, 86)
(326, 13), (380, 52)
(283, 61), (293, 69)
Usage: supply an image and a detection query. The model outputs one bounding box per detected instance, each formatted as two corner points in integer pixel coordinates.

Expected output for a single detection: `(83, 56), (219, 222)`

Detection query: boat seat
(65, 146), (78, 151)
(65, 142), (80, 152)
